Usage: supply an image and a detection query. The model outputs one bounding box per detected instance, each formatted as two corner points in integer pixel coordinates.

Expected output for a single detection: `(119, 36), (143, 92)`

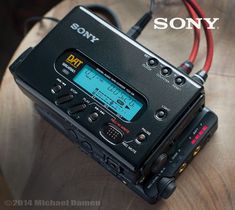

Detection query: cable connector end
(178, 60), (194, 74)
(127, 11), (152, 40)
(192, 70), (208, 85)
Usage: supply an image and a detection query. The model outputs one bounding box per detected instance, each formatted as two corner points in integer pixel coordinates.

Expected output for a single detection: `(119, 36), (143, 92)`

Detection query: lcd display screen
(73, 65), (143, 121)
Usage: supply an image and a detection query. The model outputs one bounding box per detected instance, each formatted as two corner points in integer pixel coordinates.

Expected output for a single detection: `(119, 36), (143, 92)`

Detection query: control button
(161, 67), (172, 76)
(101, 124), (124, 144)
(151, 153), (168, 173)
(68, 129), (77, 140)
(51, 84), (62, 94)
(88, 112), (99, 122)
(148, 58), (158, 67)
(136, 133), (147, 142)
(107, 158), (120, 173)
(155, 109), (168, 120)
(81, 141), (92, 153)
(67, 104), (87, 115)
(175, 76), (186, 86)
(55, 94), (74, 105)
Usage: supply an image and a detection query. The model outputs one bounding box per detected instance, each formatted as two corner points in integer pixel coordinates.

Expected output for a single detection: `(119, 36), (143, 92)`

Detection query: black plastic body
(35, 104), (217, 203)
(10, 6), (205, 185)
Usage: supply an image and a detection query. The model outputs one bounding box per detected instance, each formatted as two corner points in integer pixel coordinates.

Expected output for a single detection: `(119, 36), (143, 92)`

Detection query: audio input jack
(193, 145), (202, 157)
(178, 163), (188, 174)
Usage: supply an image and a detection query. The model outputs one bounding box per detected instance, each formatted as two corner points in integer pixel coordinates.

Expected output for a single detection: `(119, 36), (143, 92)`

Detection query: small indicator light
(191, 125), (209, 145)
(199, 130), (204, 135)
(191, 139), (197, 145)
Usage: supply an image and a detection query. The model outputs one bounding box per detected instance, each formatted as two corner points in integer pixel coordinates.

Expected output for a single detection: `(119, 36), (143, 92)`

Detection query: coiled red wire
(184, 0), (214, 73)
(183, 0), (200, 64)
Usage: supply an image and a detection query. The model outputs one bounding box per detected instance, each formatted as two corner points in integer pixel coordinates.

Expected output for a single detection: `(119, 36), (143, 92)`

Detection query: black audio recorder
(9, 6), (210, 202)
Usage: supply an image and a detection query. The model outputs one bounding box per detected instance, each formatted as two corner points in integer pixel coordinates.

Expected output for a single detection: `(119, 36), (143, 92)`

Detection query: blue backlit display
(73, 65), (143, 121)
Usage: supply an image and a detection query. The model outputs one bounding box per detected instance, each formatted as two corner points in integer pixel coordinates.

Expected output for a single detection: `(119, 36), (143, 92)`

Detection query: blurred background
(0, 0), (61, 85)
(0, 1), (61, 209)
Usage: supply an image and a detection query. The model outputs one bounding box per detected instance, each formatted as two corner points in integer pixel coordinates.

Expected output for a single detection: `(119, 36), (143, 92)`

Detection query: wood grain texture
(0, 0), (235, 209)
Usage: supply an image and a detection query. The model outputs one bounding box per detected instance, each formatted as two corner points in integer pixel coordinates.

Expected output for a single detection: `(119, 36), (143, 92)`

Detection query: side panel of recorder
(10, 6), (205, 184)
(141, 107), (218, 203)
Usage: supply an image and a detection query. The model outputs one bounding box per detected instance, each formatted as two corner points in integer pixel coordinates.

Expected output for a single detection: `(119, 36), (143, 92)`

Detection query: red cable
(186, 0), (214, 73)
(183, 0), (200, 64)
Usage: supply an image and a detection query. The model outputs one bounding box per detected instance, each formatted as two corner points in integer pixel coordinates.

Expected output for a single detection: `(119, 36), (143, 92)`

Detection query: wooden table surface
(0, 0), (235, 209)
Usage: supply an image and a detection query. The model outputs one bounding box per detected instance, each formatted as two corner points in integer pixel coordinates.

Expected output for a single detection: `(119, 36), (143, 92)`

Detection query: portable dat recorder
(10, 2), (218, 204)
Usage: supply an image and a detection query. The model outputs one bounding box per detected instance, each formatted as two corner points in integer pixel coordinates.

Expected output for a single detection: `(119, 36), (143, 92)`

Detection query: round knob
(151, 153), (168, 173)
(158, 177), (176, 199)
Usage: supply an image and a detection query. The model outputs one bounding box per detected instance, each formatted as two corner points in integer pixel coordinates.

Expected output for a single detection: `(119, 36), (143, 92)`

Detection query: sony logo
(154, 18), (220, 30)
(70, 23), (99, 43)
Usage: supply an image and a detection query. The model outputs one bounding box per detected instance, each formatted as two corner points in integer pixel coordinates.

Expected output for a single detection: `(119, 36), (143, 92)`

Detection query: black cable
(126, 0), (155, 40)
(23, 5), (121, 36)
(86, 4), (122, 30)
(126, 11), (152, 40)
(24, 16), (59, 36)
